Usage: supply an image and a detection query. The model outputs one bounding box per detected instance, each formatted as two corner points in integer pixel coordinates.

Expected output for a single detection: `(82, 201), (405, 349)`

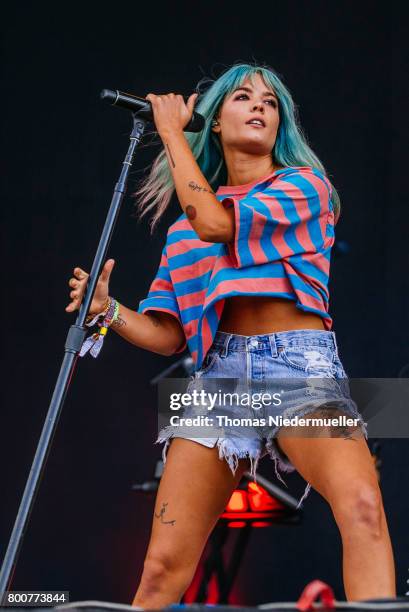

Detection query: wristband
(85, 296), (110, 325)
(79, 297), (120, 358)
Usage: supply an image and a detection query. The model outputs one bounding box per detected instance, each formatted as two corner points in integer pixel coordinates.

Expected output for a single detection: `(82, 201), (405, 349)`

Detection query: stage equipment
(1, 583), (408, 611)
(0, 91), (161, 596)
(100, 89), (205, 133)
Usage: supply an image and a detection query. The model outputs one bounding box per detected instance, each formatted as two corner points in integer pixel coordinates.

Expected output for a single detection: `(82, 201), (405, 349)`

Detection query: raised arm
(145, 92), (235, 243)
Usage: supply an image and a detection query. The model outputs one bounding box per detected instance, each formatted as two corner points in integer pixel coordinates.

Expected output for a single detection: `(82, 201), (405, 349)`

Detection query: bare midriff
(218, 295), (326, 335)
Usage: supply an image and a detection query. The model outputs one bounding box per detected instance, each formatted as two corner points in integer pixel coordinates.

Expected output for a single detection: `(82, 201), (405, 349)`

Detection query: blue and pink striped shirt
(138, 165), (336, 371)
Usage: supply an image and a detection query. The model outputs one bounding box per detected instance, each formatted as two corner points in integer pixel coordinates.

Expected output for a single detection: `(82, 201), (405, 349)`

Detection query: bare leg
(131, 438), (250, 608)
(277, 424), (396, 601)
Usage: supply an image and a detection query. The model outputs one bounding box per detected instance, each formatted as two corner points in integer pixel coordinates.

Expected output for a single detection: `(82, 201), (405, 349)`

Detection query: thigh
(145, 437), (249, 567)
(276, 430), (378, 504)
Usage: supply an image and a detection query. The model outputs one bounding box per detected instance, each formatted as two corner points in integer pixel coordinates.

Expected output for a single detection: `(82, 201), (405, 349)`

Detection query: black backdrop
(2, 0), (409, 605)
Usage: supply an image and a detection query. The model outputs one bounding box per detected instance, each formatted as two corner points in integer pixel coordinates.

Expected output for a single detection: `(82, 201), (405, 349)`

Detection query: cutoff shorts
(156, 328), (368, 508)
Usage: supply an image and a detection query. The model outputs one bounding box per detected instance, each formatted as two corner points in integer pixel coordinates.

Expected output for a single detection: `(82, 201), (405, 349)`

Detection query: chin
(226, 131), (275, 154)
(237, 141), (274, 155)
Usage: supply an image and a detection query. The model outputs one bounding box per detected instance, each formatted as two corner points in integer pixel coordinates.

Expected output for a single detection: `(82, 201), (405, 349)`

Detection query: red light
(226, 489), (248, 512)
(222, 511), (275, 519)
(247, 482), (282, 511)
(206, 573), (219, 603)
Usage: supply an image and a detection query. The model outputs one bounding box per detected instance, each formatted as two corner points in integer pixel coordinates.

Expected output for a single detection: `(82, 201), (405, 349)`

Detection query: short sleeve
(137, 246), (186, 353)
(224, 168), (332, 269)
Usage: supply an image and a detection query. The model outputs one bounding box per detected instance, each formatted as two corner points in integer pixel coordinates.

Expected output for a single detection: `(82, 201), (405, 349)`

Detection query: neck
(224, 150), (278, 186)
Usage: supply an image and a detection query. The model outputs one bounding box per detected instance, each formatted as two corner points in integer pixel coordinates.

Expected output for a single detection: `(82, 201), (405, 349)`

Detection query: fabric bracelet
(85, 296), (111, 326)
(79, 297), (120, 358)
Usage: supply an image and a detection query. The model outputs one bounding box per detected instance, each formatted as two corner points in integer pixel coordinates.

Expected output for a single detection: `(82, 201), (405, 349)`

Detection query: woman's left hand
(145, 92), (199, 138)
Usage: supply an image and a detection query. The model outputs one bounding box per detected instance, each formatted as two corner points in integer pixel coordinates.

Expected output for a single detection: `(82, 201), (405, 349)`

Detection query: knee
(331, 482), (383, 538)
(140, 554), (192, 595)
(142, 556), (171, 583)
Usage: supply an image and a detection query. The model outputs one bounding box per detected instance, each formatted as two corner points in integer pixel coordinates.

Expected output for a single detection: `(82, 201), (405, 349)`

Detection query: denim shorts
(156, 328), (368, 508)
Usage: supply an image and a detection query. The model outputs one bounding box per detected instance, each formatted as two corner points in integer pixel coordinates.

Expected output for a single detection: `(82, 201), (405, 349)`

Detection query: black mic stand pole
(0, 113), (147, 598)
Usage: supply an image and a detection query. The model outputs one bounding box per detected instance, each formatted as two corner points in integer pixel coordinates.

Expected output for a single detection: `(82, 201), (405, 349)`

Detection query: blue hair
(134, 61), (340, 231)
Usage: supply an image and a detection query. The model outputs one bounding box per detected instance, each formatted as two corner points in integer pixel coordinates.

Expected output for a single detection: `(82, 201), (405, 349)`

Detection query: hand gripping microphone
(100, 89), (205, 133)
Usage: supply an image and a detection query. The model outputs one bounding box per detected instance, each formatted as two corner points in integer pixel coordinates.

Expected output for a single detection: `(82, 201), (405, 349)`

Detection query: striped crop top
(137, 165), (336, 371)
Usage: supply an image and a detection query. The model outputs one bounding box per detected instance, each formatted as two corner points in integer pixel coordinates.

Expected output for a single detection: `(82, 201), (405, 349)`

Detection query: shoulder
(270, 166), (332, 198)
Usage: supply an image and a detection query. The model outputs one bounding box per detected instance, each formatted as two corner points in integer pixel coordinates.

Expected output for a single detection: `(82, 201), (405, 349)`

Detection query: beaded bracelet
(80, 297), (120, 358)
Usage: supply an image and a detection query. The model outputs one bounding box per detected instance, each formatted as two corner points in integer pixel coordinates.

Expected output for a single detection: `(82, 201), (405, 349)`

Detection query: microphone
(100, 88), (205, 133)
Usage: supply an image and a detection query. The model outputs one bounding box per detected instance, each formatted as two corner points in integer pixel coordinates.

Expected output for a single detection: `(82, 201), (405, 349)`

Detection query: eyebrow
(232, 86), (278, 101)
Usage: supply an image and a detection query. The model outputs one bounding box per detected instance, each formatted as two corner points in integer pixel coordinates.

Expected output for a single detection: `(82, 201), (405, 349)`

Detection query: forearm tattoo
(185, 205), (197, 220)
(112, 310), (126, 328)
(188, 180), (214, 194)
(165, 142), (176, 168)
(154, 501), (176, 526)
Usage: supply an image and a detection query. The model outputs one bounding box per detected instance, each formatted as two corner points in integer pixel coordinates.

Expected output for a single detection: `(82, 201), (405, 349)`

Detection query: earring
(211, 119), (219, 127)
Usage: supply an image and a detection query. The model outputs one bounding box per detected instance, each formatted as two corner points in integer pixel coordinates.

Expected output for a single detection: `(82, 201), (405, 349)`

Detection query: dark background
(2, 0), (408, 605)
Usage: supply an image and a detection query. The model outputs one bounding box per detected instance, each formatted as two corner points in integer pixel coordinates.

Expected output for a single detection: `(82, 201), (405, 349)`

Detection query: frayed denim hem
(264, 433), (311, 510)
(215, 438), (262, 482)
(277, 397), (369, 442)
(263, 398), (368, 510)
(155, 427), (262, 483)
(155, 426), (185, 466)
(155, 427), (312, 510)
(266, 439), (311, 510)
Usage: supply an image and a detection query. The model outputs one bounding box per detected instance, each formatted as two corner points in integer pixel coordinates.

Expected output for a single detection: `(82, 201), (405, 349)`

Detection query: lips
(246, 117), (266, 127)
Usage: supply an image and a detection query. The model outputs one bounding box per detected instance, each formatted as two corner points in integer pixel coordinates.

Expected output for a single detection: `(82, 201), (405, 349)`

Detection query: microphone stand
(0, 113), (147, 598)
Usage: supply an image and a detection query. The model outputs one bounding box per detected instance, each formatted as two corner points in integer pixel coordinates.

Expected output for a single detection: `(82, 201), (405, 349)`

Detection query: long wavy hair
(133, 61), (341, 232)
